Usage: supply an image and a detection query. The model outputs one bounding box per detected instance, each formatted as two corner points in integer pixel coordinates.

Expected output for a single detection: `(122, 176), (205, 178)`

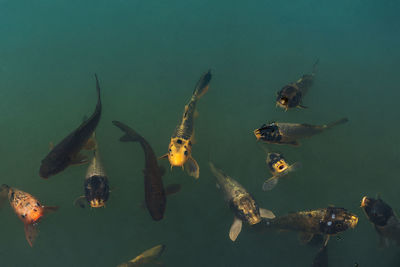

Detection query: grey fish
(276, 59), (319, 110)
(117, 244), (165, 267)
(254, 118), (348, 146)
(39, 75), (102, 178)
(209, 162), (275, 241)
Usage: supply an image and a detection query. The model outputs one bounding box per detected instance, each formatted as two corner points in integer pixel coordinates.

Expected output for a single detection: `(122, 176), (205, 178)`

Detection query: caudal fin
(193, 70), (212, 99)
(326, 117), (349, 129)
(112, 121), (142, 142)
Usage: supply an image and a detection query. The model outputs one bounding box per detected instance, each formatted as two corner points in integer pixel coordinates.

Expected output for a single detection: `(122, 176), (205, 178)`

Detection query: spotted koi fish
(161, 70), (212, 179)
(0, 184), (58, 247)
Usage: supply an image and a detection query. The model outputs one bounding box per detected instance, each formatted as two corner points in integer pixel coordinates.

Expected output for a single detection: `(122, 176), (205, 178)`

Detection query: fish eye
(169, 149), (172, 152)
(184, 150), (188, 156)
(279, 165), (284, 170)
(21, 214), (26, 218)
(177, 139), (182, 144)
(36, 202), (41, 207)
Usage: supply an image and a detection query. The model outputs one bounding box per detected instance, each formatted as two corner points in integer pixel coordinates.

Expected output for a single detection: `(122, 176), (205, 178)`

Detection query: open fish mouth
(349, 215), (358, 228)
(90, 199), (105, 208)
(360, 196), (369, 207)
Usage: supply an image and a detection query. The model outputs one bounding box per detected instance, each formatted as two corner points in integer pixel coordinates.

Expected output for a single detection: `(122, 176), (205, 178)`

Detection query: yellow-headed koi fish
(116, 244), (165, 267)
(160, 70), (212, 179)
(0, 184), (58, 247)
(262, 152), (301, 191)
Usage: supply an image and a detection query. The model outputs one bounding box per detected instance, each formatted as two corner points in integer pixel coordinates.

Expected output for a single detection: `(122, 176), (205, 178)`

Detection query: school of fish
(0, 63), (393, 267)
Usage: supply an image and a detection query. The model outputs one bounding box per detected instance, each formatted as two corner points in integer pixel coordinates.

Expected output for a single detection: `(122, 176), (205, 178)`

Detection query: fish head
(361, 196), (393, 227)
(319, 207), (358, 235)
(276, 85), (302, 110)
(266, 153), (288, 173)
(232, 195), (261, 225)
(168, 138), (191, 167)
(84, 175), (110, 208)
(254, 123), (282, 143)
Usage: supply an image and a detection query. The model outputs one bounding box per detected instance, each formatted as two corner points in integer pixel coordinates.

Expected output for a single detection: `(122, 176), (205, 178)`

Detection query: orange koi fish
(0, 184), (58, 247)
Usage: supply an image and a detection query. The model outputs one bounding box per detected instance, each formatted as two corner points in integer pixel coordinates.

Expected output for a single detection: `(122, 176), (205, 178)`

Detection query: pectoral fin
(323, 235), (330, 247)
(297, 104), (308, 109)
(24, 223), (38, 247)
(262, 177), (279, 191)
(229, 217), (243, 242)
(70, 153), (89, 165)
(298, 232), (314, 244)
(73, 196), (87, 208)
(185, 157), (199, 179)
(259, 208), (275, 219)
(159, 154), (168, 160)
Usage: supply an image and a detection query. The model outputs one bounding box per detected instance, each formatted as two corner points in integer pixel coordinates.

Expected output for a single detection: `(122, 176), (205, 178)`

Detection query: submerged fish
(261, 207), (358, 246)
(0, 184), (58, 247)
(312, 245), (328, 267)
(209, 162), (275, 241)
(113, 121), (168, 221)
(262, 152), (301, 191)
(160, 70), (212, 179)
(361, 196), (400, 247)
(39, 75), (102, 179)
(117, 244), (165, 267)
(74, 134), (110, 208)
(254, 118), (348, 146)
(276, 59), (319, 111)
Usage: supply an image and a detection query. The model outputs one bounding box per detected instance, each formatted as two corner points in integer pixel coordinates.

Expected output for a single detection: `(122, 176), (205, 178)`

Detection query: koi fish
(209, 162), (275, 241)
(0, 184), (58, 247)
(160, 70), (212, 179)
(254, 118), (348, 146)
(116, 244), (165, 267)
(74, 133), (110, 208)
(276, 59), (319, 110)
(361, 196), (400, 247)
(39, 74), (102, 179)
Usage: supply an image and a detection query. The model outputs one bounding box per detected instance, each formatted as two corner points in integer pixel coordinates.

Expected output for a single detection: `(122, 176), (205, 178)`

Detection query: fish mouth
(276, 97), (288, 108)
(349, 215), (359, 228)
(90, 199), (105, 208)
(361, 196), (369, 207)
(253, 129), (262, 140)
(274, 160), (288, 173)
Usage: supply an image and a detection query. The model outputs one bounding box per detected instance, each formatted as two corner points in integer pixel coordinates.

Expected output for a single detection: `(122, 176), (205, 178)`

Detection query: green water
(1, 0), (400, 266)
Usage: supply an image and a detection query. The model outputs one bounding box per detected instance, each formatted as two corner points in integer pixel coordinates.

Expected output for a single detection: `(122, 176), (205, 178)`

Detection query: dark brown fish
(39, 75), (102, 179)
(254, 118), (348, 146)
(276, 59), (318, 110)
(361, 196), (400, 247)
(113, 121), (166, 221)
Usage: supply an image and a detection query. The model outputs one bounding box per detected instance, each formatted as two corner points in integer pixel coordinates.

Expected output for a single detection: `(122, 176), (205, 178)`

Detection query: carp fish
(160, 70), (212, 179)
(39, 74), (102, 179)
(254, 118), (348, 146)
(361, 196), (400, 247)
(116, 244), (165, 267)
(113, 121), (170, 221)
(260, 207), (358, 246)
(74, 133), (110, 208)
(276, 59), (319, 111)
(262, 152), (301, 191)
(0, 184), (58, 247)
(209, 162), (275, 241)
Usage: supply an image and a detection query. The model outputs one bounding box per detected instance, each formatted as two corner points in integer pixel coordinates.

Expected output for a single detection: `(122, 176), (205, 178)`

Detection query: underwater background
(0, 0), (400, 266)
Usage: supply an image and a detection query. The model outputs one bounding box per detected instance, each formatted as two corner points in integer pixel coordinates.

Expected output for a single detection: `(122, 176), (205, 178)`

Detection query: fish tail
(312, 58), (319, 75)
(112, 120), (142, 143)
(0, 184), (10, 208)
(325, 117), (349, 129)
(193, 70), (212, 100)
(94, 74), (102, 112)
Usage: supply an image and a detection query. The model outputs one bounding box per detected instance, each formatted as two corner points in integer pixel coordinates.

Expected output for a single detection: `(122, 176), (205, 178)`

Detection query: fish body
(117, 244), (165, 267)
(254, 118), (348, 146)
(83, 136), (109, 208)
(0, 184), (58, 247)
(161, 70), (212, 179)
(113, 121), (166, 221)
(361, 196), (400, 246)
(209, 162), (275, 241)
(262, 152), (301, 191)
(276, 60), (318, 110)
(39, 75), (102, 179)
(261, 207), (358, 245)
